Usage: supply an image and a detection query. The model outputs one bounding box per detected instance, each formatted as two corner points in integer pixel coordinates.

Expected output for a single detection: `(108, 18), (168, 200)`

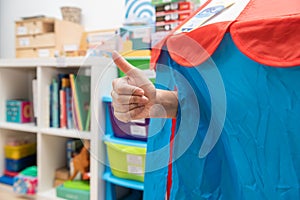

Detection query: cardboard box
(15, 18), (84, 58)
(15, 18), (54, 35)
(55, 167), (70, 180)
(16, 33), (56, 49)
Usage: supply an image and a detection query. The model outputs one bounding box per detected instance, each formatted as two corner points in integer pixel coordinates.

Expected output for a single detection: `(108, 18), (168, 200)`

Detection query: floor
(0, 184), (36, 200)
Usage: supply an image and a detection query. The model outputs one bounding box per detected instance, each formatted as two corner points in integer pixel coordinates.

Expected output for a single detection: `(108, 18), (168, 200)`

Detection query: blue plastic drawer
(0, 175), (14, 185)
(5, 154), (36, 172)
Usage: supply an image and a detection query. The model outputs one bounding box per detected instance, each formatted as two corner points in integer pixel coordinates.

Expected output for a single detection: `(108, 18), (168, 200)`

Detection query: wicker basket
(61, 6), (81, 24)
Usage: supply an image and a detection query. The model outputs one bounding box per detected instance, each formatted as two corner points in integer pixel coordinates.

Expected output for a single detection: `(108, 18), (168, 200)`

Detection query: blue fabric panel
(143, 50), (175, 200)
(169, 33), (300, 199)
(145, 33), (300, 199)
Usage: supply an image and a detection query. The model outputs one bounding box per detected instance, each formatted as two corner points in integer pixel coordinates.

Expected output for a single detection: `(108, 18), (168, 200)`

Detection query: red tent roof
(151, 0), (300, 68)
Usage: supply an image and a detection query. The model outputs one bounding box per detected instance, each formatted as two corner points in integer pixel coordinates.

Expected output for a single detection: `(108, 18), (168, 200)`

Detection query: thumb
(112, 51), (135, 75)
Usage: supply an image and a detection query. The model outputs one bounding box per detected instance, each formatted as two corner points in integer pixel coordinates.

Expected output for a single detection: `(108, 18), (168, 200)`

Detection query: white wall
(0, 0), (125, 58)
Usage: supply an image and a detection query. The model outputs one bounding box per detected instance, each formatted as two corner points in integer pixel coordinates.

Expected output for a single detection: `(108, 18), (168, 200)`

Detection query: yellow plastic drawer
(5, 143), (37, 160)
(105, 141), (146, 182)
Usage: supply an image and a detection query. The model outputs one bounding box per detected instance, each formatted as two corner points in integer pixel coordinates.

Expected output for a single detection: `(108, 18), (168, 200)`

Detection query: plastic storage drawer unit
(5, 143), (36, 160)
(5, 155), (36, 172)
(105, 141), (146, 182)
(104, 96), (149, 141)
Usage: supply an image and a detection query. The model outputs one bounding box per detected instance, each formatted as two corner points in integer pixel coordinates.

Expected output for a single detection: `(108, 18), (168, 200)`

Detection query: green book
(85, 106), (91, 131)
(70, 74), (91, 131)
(63, 180), (90, 191)
(56, 185), (90, 200)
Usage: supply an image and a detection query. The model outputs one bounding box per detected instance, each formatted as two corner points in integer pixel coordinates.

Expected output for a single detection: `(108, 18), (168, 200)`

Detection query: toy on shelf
(13, 166), (38, 195)
(6, 99), (32, 123)
(69, 140), (90, 181)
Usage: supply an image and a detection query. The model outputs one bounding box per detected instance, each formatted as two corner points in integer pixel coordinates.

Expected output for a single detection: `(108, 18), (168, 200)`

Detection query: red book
(60, 89), (67, 128)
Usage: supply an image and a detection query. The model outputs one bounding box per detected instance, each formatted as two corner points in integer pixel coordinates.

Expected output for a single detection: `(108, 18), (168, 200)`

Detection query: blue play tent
(144, 0), (300, 199)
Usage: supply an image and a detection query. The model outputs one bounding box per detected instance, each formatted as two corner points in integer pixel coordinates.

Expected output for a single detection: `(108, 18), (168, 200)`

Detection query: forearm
(149, 89), (178, 118)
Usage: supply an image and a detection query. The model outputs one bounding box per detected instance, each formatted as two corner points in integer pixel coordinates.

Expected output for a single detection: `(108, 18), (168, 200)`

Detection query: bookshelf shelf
(0, 57), (117, 200)
(0, 122), (38, 133)
(40, 128), (91, 140)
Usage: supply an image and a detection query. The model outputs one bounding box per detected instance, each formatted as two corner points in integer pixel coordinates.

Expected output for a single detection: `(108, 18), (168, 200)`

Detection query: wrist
(151, 89), (178, 118)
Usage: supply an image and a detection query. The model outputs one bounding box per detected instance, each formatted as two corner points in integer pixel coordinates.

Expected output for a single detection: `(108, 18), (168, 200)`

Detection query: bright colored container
(6, 99), (32, 123)
(106, 100), (149, 141)
(105, 141), (146, 182)
(0, 175), (14, 186)
(5, 155), (36, 172)
(5, 143), (36, 160)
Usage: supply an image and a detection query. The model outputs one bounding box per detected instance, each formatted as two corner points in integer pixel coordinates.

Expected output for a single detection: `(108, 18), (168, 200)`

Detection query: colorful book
(69, 74), (91, 131)
(49, 83), (53, 127)
(66, 87), (73, 129)
(85, 106), (91, 131)
(66, 139), (83, 169)
(52, 79), (59, 128)
(60, 89), (67, 129)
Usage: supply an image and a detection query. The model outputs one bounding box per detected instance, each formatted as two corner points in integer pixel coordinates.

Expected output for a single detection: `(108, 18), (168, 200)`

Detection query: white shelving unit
(0, 57), (117, 200)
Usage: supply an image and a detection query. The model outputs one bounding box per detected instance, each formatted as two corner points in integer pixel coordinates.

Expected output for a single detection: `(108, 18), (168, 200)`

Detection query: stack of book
(49, 73), (91, 131)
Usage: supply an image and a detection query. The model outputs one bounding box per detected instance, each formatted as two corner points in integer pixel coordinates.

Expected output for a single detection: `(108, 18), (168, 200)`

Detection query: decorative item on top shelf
(15, 16), (84, 58)
(61, 6), (82, 24)
(6, 99), (32, 123)
(103, 96), (149, 142)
